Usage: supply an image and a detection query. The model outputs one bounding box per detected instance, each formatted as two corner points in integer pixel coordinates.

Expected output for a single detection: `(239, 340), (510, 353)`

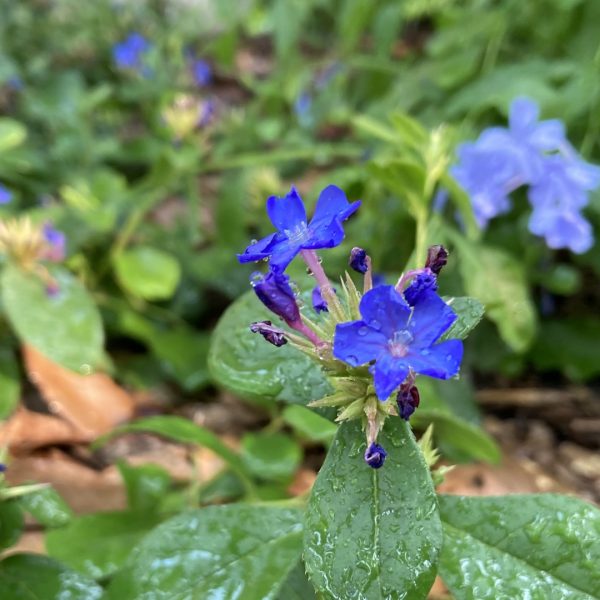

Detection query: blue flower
(312, 286), (328, 313)
(251, 270), (300, 326)
(364, 442), (387, 469)
(42, 223), (66, 262)
(113, 33), (151, 71)
(403, 270), (437, 306)
(238, 185), (361, 273)
(191, 59), (212, 87)
(333, 285), (463, 401)
(0, 184), (12, 205)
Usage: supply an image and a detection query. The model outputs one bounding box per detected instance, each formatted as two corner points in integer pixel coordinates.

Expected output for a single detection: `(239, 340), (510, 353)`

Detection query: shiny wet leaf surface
(104, 505), (304, 600)
(439, 494), (600, 599)
(304, 418), (442, 599)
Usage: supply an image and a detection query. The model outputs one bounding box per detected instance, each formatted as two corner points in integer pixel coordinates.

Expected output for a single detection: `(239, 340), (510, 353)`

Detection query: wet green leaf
(113, 246), (181, 301)
(439, 494), (600, 599)
(0, 554), (103, 600)
(0, 346), (20, 420)
(304, 418), (442, 600)
(0, 118), (27, 152)
(282, 405), (337, 443)
(0, 501), (23, 551)
(241, 432), (302, 482)
(117, 462), (172, 513)
(442, 296), (485, 341)
(1, 264), (104, 372)
(18, 486), (72, 527)
(45, 511), (162, 579)
(104, 506), (303, 600)
(277, 561), (317, 600)
(208, 290), (331, 406)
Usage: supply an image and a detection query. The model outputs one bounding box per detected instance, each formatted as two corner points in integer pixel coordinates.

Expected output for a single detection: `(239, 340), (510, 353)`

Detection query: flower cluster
(238, 186), (463, 468)
(451, 97), (600, 253)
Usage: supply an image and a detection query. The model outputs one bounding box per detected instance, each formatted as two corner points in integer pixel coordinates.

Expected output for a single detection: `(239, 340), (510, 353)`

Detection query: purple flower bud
(396, 383), (420, 420)
(425, 245), (448, 275)
(42, 223), (66, 262)
(250, 321), (287, 347)
(364, 442), (387, 469)
(0, 184), (12, 205)
(251, 270), (301, 326)
(312, 286), (328, 313)
(404, 270), (438, 306)
(349, 247), (368, 274)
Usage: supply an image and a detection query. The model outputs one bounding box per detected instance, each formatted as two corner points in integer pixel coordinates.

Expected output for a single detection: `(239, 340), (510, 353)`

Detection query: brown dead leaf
(287, 468), (317, 497)
(0, 408), (91, 453)
(23, 344), (135, 437)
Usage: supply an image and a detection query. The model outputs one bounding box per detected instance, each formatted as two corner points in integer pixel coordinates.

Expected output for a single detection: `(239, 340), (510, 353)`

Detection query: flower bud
(349, 247), (368, 274)
(403, 270), (437, 305)
(364, 442), (387, 469)
(425, 245), (448, 275)
(312, 286), (328, 313)
(251, 270), (301, 326)
(396, 383), (420, 420)
(250, 321), (287, 347)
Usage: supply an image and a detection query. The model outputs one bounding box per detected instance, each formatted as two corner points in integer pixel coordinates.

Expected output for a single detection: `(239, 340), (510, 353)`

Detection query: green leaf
(1, 264), (104, 372)
(282, 405), (337, 444)
(277, 561), (317, 600)
(0, 346), (20, 420)
(100, 415), (251, 484)
(0, 554), (103, 600)
(113, 246), (181, 301)
(45, 511), (162, 579)
(0, 501), (23, 551)
(117, 462), (172, 513)
(411, 410), (501, 464)
(18, 486), (72, 527)
(104, 506), (303, 600)
(304, 418), (442, 599)
(443, 296), (485, 340)
(390, 112), (429, 149)
(455, 242), (536, 352)
(439, 494), (600, 599)
(0, 119), (27, 152)
(208, 290), (331, 406)
(241, 432), (302, 482)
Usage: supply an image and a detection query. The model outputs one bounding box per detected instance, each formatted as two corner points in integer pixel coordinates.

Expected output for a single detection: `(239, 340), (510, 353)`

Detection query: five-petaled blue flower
(113, 33), (151, 71)
(238, 185), (361, 273)
(333, 285), (463, 401)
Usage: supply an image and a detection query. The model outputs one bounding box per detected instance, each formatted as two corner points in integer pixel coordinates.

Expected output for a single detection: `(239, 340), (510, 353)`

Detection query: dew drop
(420, 349), (430, 356)
(370, 319), (381, 330)
(80, 363), (92, 375)
(358, 326), (369, 336)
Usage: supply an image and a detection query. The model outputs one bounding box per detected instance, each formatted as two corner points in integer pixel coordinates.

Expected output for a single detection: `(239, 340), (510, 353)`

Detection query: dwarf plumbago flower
(349, 247), (368, 274)
(250, 321), (288, 347)
(452, 96), (600, 252)
(334, 285), (463, 401)
(0, 184), (12, 205)
(191, 59), (212, 87)
(364, 443), (387, 469)
(396, 382), (420, 420)
(238, 185), (361, 273)
(113, 33), (151, 71)
(425, 245), (448, 275)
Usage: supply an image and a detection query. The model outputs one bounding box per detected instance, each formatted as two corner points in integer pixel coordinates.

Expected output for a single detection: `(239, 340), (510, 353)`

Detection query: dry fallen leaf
(23, 344), (135, 437)
(0, 408), (91, 453)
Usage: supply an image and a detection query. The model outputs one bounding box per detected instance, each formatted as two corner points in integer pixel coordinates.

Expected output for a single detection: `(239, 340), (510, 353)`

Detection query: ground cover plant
(0, 0), (599, 598)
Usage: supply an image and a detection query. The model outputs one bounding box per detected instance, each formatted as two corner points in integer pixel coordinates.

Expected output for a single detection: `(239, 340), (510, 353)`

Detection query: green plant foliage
(113, 246), (181, 301)
(241, 432), (303, 482)
(0, 345), (20, 420)
(277, 561), (317, 600)
(1, 264), (104, 372)
(18, 487), (73, 528)
(439, 494), (600, 599)
(442, 297), (485, 341)
(0, 501), (24, 551)
(282, 405), (337, 443)
(117, 462), (172, 513)
(0, 554), (103, 600)
(104, 506), (304, 600)
(208, 289), (332, 405)
(45, 511), (163, 580)
(304, 418), (442, 600)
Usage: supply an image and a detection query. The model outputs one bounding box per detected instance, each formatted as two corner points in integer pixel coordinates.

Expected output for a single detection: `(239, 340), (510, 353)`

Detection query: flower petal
(266, 186), (307, 232)
(408, 291), (457, 347)
(310, 185), (361, 228)
(509, 97), (539, 134)
(333, 321), (388, 367)
(529, 120), (565, 151)
(405, 339), (463, 379)
(237, 233), (279, 263)
(369, 353), (409, 401)
(358, 285), (410, 339)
